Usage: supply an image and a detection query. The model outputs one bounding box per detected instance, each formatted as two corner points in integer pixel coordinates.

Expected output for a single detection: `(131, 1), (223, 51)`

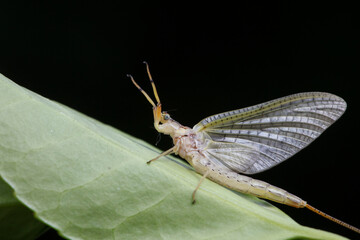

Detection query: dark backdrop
(0, 2), (358, 239)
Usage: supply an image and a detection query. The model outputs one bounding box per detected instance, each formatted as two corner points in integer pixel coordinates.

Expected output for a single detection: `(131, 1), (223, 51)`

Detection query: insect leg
(192, 170), (210, 204)
(129, 64), (164, 130)
(143, 61), (161, 104)
(147, 146), (175, 164)
(128, 74), (156, 107)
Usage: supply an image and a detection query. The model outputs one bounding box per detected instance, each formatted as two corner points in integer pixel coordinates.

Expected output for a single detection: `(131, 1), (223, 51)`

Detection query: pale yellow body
(158, 119), (306, 208)
(129, 63), (360, 233)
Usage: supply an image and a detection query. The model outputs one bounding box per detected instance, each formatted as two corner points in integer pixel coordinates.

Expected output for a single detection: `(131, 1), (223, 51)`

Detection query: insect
(128, 62), (360, 234)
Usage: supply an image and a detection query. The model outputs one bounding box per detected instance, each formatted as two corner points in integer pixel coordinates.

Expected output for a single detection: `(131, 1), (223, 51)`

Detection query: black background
(0, 2), (359, 239)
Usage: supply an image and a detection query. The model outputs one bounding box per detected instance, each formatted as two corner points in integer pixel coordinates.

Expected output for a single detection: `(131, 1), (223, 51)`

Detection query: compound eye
(163, 114), (171, 120)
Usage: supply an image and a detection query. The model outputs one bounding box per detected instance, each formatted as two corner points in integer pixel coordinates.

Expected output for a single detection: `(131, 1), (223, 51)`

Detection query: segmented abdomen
(173, 129), (306, 208)
(191, 153), (306, 208)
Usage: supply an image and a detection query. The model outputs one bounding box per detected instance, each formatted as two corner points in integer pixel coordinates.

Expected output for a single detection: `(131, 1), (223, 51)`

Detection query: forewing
(193, 92), (346, 174)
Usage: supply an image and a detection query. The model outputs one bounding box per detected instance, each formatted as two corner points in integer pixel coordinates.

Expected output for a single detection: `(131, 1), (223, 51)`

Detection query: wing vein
(194, 92), (346, 174)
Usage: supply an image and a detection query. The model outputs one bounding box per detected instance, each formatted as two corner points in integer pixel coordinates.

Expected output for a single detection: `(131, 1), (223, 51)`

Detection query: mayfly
(128, 62), (360, 234)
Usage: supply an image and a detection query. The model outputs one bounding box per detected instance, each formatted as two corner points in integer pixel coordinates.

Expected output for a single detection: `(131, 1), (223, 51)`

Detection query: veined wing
(193, 92), (347, 174)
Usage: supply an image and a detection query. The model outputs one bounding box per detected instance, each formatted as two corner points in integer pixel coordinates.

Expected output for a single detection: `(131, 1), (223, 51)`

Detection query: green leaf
(0, 73), (347, 240)
(0, 177), (48, 240)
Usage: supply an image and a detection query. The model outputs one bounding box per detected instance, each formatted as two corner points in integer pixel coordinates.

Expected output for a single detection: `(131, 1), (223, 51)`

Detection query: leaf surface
(0, 74), (347, 240)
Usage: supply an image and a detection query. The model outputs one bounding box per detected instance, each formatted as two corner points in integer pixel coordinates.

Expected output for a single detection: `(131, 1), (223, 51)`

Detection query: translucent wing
(193, 92), (346, 174)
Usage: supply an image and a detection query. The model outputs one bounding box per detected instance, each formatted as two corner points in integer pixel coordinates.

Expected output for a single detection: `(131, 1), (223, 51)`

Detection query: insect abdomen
(246, 178), (306, 208)
(174, 131), (307, 208)
(192, 159), (306, 208)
